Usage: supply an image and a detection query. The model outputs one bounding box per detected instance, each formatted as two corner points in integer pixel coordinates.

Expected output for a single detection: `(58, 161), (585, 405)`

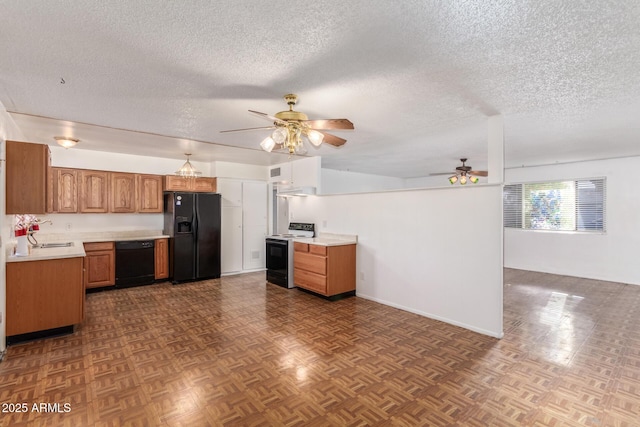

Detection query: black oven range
(265, 222), (315, 288)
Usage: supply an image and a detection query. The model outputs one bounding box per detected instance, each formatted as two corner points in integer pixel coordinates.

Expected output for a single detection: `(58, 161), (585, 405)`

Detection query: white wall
(505, 156), (640, 285)
(1, 104), (26, 353)
(321, 169), (405, 194)
(51, 146), (211, 175)
(289, 185), (504, 338)
(213, 161), (268, 181)
(271, 157), (322, 190)
(404, 175), (458, 188)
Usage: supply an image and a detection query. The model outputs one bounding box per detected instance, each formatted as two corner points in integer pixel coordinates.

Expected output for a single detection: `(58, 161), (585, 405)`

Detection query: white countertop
(7, 240), (86, 263)
(293, 233), (358, 247)
(6, 231), (170, 263)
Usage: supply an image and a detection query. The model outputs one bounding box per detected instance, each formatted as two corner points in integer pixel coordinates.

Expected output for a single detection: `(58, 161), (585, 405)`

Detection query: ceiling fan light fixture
(469, 175), (479, 184)
(449, 175), (458, 184)
(175, 153), (202, 177)
(54, 136), (79, 148)
(272, 127), (288, 145)
(260, 136), (276, 152)
(306, 129), (324, 147)
(460, 175), (468, 185)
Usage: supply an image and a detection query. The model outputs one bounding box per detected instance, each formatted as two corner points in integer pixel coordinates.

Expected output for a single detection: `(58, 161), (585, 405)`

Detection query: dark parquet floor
(1, 269), (639, 426)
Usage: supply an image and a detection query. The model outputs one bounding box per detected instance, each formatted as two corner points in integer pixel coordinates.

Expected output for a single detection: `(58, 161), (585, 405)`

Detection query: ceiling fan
(431, 158), (488, 185)
(220, 94), (354, 155)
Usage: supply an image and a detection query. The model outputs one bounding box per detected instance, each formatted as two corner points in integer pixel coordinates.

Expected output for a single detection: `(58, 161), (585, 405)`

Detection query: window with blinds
(503, 178), (606, 232)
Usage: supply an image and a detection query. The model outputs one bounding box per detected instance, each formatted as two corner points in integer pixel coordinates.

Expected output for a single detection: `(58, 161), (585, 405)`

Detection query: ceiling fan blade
(303, 118), (354, 130)
(248, 110), (286, 124)
(319, 131), (347, 147)
(220, 125), (276, 133)
(429, 172), (456, 176)
(469, 170), (488, 177)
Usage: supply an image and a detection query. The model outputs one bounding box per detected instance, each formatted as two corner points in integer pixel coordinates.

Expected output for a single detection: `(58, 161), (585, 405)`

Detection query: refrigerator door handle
(193, 206), (199, 274)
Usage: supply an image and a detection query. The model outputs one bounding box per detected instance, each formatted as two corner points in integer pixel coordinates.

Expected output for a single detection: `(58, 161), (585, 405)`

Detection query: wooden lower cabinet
(293, 243), (356, 297)
(84, 242), (116, 288)
(155, 238), (169, 279)
(6, 257), (84, 336)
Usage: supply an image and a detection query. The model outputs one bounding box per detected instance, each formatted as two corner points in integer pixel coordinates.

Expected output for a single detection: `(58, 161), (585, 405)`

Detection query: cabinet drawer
(84, 241), (115, 252)
(294, 252), (327, 275)
(294, 269), (327, 294)
(309, 244), (327, 256)
(294, 242), (309, 253)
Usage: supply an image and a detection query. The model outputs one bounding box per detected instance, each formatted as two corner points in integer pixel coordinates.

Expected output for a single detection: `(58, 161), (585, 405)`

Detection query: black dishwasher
(115, 240), (155, 288)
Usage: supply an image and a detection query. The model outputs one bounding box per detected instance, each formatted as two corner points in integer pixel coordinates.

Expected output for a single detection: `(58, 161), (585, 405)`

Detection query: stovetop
(268, 222), (315, 240)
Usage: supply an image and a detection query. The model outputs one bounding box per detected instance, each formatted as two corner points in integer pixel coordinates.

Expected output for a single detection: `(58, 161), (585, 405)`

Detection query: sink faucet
(27, 218), (53, 246)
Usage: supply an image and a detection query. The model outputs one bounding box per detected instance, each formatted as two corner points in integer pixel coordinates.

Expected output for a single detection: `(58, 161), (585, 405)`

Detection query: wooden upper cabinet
(192, 177), (217, 192)
(110, 172), (136, 213)
(163, 175), (192, 192)
(137, 174), (163, 213)
(79, 170), (109, 213)
(54, 168), (78, 213)
(163, 175), (217, 192)
(6, 141), (52, 214)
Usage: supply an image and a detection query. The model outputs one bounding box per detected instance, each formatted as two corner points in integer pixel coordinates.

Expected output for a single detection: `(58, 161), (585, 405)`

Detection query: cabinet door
(84, 250), (116, 288)
(193, 177), (217, 192)
(79, 170), (109, 213)
(154, 238), (169, 279)
(242, 181), (267, 270)
(218, 179), (243, 207)
(55, 168), (78, 213)
(163, 175), (192, 191)
(6, 257), (84, 335)
(221, 206), (243, 274)
(138, 174), (163, 213)
(110, 172), (136, 213)
(6, 141), (50, 214)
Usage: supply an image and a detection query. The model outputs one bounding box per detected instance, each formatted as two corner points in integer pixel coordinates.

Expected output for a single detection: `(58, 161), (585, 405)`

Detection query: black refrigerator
(163, 192), (221, 284)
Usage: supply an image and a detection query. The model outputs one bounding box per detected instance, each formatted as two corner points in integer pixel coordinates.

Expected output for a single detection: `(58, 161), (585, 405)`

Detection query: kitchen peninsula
(5, 230), (170, 343)
(293, 233), (357, 299)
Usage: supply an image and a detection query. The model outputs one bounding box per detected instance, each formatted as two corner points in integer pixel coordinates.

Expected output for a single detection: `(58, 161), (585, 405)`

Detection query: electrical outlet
(322, 220), (327, 228)
(360, 272), (365, 281)
(0, 311), (3, 324)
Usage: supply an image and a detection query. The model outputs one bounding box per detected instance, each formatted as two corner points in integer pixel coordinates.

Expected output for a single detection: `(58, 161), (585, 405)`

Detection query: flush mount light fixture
(54, 136), (79, 148)
(174, 153), (202, 177)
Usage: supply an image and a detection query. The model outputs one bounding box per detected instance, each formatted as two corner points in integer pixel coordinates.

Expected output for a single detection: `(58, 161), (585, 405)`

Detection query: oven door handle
(266, 239), (288, 246)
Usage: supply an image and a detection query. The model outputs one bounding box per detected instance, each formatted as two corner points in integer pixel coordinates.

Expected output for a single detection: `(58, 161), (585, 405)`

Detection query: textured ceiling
(1, 1), (639, 178)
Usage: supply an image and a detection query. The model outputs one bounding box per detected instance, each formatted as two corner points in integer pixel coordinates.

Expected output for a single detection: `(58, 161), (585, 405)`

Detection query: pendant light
(175, 153), (201, 177)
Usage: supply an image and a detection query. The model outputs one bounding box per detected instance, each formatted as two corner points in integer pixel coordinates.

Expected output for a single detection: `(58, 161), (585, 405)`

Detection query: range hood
(276, 186), (317, 197)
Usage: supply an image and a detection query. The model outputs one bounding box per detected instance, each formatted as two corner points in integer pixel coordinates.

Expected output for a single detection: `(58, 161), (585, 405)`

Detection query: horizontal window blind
(503, 184), (522, 228)
(503, 178), (606, 232)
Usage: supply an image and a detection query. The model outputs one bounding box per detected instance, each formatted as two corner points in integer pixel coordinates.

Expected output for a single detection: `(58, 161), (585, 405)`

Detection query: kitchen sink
(35, 242), (74, 248)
